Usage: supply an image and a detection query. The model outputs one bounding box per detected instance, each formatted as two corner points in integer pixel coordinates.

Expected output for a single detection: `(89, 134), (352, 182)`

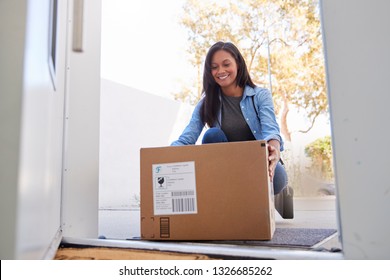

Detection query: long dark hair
(201, 41), (256, 127)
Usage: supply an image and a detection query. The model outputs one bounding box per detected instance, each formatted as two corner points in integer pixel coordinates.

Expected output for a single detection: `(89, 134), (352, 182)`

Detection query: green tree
(175, 0), (327, 141)
(304, 135), (334, 180)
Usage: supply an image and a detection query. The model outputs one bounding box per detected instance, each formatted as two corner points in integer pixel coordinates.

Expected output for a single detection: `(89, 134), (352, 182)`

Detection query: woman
(171, 41), (287, 194)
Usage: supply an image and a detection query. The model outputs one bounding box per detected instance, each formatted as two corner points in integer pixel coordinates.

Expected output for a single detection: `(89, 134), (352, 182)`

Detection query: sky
(100, 0), (193, 100)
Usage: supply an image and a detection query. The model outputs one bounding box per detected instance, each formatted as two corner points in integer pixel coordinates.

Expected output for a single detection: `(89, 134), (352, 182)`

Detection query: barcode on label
(172, 198), (195, 213)
(171, 191), (194, 197)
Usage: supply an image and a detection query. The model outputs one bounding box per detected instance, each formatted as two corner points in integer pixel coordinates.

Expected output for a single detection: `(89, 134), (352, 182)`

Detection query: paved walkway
(99, 196), (339, 247)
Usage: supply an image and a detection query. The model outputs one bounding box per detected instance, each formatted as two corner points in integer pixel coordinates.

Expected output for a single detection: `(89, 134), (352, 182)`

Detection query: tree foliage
(304, 135), (334, 180)
(175, 0), (327, 141)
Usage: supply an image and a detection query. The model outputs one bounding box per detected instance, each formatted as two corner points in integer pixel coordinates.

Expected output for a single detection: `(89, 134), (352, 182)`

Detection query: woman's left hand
(267, 140), (280, 182)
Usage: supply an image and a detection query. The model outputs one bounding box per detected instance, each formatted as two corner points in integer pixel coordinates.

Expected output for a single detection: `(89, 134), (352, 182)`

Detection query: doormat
(211, 228), (338, 248)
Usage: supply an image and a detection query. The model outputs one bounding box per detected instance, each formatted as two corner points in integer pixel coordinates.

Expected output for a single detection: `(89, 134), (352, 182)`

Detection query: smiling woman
(171, 41), (288, 196)
(210, 50), (240, 96)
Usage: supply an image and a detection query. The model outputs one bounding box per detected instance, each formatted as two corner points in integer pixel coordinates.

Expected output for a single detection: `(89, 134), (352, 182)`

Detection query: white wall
(321, 0), (390, 259)
(99, 79), (192, 209)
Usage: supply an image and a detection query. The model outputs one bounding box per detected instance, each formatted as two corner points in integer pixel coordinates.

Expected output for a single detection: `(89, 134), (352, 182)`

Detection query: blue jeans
(202, 128), (287, 195)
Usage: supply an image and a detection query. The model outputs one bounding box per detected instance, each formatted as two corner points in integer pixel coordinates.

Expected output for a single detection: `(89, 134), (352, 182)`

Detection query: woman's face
(210, 50), (238, 90)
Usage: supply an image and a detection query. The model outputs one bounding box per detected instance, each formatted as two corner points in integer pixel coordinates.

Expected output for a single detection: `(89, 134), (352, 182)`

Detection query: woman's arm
(170, 100), (205, 146)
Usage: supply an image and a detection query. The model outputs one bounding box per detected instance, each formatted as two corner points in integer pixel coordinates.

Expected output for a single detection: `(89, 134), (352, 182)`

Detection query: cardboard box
(140, 141), (275, 240)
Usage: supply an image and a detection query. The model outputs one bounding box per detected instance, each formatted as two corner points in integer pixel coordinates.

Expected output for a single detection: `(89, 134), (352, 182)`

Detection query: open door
(0, 0), (101, 259)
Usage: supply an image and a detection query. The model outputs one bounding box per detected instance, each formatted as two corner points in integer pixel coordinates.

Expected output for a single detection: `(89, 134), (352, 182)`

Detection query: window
(48, 0), (58, 90)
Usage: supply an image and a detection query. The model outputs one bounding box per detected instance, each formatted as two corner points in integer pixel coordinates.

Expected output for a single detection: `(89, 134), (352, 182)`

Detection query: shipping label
(152, 161), (197, 215)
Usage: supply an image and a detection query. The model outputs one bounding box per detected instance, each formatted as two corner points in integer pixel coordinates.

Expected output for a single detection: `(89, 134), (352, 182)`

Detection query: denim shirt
(171, 85), (284, 151)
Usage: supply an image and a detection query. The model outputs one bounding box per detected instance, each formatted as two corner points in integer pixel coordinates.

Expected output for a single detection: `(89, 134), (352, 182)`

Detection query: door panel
(15, 0), (68, 259)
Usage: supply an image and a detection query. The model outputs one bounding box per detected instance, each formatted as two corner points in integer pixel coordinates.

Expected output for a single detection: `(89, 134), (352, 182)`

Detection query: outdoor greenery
(304, 135), (334, 180)
(174, 0), (327, 142)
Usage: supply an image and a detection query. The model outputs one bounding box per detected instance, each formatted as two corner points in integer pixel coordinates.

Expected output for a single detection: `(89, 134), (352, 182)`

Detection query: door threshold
(60, 237), (343, 260)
